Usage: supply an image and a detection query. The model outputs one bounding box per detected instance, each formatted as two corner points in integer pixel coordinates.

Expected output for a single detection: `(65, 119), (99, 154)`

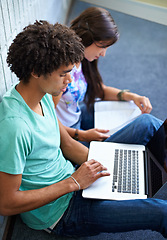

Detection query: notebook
(82, 119), (167, 200)
(94, 101), (141, 135)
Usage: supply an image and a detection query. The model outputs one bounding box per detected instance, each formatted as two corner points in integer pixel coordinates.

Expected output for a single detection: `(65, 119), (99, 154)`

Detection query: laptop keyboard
(112, 149), (139, 194)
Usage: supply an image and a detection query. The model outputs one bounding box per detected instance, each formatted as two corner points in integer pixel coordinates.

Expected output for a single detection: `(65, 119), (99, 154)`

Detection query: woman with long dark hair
(53, 7), (161, 145)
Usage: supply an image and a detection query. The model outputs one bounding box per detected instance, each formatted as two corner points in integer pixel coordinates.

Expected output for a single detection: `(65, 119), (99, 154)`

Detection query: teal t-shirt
(0, 85), (75, 230)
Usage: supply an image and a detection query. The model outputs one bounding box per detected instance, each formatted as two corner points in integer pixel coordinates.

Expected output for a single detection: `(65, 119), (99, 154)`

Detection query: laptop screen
(146, 119), (167, 169)
(146, 119), (167, 197)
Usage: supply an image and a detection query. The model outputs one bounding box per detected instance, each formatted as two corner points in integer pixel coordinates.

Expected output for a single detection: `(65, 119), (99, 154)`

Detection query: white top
(56, 63), (87, 127)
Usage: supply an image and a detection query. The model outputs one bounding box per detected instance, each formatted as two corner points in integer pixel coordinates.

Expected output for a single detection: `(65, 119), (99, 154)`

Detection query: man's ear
(31, 71), (39, 79)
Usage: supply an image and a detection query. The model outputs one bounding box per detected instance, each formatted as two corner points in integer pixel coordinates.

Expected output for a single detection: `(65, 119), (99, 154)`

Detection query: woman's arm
(120, 91), (152, 113)
(102, 84), (152, 113)
(102, 84), (121, 101)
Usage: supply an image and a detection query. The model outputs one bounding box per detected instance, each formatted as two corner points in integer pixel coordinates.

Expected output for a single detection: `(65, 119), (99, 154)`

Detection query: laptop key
(112, 149), (140, 194)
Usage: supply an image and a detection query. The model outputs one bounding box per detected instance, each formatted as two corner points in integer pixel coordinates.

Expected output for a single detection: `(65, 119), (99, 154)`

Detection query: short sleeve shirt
(0, 85), (74, 230)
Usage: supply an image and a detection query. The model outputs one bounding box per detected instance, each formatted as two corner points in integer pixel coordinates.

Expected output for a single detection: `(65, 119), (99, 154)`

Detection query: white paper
(94, 101), (141, 135)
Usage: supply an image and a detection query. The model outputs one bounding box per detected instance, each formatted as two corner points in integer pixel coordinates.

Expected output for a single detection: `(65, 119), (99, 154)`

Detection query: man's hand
(71, 159), (110, 190)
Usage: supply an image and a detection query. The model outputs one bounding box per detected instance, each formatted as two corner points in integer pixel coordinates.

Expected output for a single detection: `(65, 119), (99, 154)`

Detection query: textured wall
(0, 0), (72, 101)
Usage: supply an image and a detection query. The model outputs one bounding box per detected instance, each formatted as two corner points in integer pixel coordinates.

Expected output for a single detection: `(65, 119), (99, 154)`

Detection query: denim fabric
(104, 113), (163, 145)
(52, 191), (167, 238)
(80, 102), (94, 130)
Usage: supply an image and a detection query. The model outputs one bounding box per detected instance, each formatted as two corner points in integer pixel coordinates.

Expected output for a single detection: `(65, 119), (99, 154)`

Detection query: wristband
(70, 176), (80, 190)
(73, 129), (79, 141)
(117, 89), (130, 101)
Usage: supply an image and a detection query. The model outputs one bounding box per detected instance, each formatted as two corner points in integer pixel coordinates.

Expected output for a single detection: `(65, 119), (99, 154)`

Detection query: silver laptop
(82, 120), (167, 200)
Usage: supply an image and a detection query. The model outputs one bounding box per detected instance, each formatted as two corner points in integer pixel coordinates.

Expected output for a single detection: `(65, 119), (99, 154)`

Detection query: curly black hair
(7, 20), (84, 83)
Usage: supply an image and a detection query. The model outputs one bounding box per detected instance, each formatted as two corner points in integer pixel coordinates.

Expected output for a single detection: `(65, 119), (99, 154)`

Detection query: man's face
(37, 64), (74, 96)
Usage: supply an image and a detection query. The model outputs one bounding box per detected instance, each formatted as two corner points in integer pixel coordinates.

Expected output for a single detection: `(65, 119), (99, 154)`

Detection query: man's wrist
(70, 176), (80, 191)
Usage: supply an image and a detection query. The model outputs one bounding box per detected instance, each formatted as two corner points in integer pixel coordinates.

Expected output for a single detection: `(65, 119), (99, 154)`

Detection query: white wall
(0, 0), (73, 238)
(80, 0), (167, 26)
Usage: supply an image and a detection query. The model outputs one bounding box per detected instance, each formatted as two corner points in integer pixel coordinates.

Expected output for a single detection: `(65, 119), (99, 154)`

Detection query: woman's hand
(123, 92), (152, 114)
(80, 128), (110, 142)
(71, 159), (110, 190)
(132, 94), (152, 113)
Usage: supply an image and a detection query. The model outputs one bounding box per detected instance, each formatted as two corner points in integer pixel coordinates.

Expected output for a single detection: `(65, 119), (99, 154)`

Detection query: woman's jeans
(52, 191), (167, 238)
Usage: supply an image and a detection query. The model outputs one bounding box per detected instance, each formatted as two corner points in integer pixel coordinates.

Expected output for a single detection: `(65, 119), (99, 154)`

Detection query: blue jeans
(52, 191), (167, 238)
(105, 113), (163, 145)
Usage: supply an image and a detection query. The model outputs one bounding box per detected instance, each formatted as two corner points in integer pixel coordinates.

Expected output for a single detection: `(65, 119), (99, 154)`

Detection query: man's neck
(16, 80), (45, 116)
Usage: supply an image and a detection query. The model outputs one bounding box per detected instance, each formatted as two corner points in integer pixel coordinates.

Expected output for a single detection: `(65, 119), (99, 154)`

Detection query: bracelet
(73, 129), (79, 141)
(70, 176), (80, 190)
(117, 89), (130, 101)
